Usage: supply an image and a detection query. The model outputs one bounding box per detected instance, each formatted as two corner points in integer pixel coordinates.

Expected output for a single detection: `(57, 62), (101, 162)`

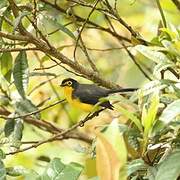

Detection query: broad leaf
(159, 99), (180, 124)
(0, 52), (13, 82)
(13, 51), (29, 98)
(96, 131), (121, 180)
(155, 150), (180, 180)
(104, 119), (127, 180)
(42, 158), (83, 180)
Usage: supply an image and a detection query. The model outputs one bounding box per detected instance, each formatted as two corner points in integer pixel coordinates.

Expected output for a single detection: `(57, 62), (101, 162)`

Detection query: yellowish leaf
(96, 132), (120, 180)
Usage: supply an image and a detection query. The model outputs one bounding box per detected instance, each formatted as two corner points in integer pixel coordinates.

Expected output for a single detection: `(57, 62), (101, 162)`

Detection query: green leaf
(117, 106), (143, 131)
(42, 158), (83, 180)
(143, 90), (159, 138)
(0, 52), (13, 82)
(0, 160), (6, 180)
(13, 51), (29, 98)
(159, 99), (180, 124)
(15, 98), (40, 119)
(127, 159), (146, 176)
(56, 162), (84, 180)
(155, 150), (180, 180)
(42, 157), (65, 180)
(4, 118), (15, 137)
(135, 45), (169, 63)
(10, 118), (24, 149)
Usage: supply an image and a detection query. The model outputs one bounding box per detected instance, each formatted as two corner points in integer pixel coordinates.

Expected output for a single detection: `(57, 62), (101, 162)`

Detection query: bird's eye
(67, 81), (72, 86)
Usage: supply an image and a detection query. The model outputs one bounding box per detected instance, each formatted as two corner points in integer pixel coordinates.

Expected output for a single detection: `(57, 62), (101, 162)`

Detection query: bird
(60, 78), (137, 111)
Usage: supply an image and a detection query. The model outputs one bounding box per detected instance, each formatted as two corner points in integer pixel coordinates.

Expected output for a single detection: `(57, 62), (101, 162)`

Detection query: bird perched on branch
(60, 78), (137, 111)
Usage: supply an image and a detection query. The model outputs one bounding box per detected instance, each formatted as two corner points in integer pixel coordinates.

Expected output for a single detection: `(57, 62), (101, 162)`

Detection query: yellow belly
(63, 87), (93, 112)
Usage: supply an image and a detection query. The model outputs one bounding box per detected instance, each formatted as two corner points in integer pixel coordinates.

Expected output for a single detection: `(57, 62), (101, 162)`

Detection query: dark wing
(73, 84), (109, 105)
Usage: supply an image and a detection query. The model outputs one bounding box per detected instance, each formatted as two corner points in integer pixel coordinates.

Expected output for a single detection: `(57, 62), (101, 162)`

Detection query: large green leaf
(13, 51), (29, 98)
(159, 99), (180, 124)
(41, 158), (83, 180)
(15, 98), (40, 119)
(0, 160), (6, 180)
(0, 52), (13, 82)
(155, 150), (180, 180)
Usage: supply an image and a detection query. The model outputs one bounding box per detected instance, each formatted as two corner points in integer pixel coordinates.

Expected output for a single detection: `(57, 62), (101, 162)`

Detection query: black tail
(108, 88), (138, 94)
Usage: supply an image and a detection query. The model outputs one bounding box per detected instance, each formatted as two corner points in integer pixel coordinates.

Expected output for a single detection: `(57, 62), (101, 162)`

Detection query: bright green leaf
(13, 51), (29, 98)
(143, 90), (159, 138)
(0, 52), (13, 82)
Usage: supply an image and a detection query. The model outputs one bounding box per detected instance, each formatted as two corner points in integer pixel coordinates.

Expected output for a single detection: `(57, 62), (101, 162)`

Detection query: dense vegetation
(0, 0), (180, 179)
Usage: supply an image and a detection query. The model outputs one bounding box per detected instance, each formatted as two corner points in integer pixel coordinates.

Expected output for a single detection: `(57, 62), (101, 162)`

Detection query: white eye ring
(67, 81), (72, 86)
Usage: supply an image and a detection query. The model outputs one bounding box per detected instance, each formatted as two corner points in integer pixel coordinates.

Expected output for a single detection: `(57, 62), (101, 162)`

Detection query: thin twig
(156, 0), (167, 28)
(121, 42), (152, 81)
(6, 108), (105, 155)
(73, 0), (100, 73)
(0, 99), (65, 120)
(0, 47), (39, 53)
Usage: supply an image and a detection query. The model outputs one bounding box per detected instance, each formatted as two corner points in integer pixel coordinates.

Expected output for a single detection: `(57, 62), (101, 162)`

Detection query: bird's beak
(60, 83), (64, 87)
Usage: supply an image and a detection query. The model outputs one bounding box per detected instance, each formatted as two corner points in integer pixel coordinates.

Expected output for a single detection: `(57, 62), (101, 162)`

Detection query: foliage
(0, 0), (180, 179)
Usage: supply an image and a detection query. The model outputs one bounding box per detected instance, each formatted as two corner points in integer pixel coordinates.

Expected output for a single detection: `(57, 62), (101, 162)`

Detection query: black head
(60, 78), (79, 88)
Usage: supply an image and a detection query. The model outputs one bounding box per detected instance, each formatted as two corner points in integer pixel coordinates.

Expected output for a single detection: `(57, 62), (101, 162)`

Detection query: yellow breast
(63, 86), (93, 112)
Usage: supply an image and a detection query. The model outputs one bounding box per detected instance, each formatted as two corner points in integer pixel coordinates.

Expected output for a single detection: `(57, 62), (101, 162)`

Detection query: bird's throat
(63, 86), (93, 111)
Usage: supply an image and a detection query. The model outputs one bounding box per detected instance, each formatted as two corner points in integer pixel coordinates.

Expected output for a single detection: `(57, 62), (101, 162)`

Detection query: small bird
(60, 78), (137, 111)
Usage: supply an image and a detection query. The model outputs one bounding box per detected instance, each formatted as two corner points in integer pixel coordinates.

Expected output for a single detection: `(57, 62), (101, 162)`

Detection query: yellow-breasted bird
(60, 78), (137, 111)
